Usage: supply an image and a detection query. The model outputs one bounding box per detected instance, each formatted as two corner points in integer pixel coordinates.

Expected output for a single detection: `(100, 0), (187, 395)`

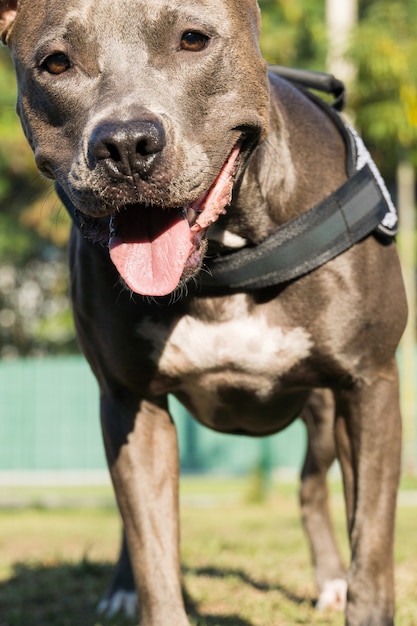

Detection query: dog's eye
(42, 52), (71, 75)
(180, 31), (209, 52)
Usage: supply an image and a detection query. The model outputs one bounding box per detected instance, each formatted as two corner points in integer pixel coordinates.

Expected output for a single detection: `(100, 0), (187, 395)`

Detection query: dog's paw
(316, 578), (347, 611)
(97, 590), (138, 619)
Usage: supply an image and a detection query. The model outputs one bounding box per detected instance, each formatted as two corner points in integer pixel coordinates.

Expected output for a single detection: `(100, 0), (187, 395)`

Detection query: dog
(0, 1), (407, 624)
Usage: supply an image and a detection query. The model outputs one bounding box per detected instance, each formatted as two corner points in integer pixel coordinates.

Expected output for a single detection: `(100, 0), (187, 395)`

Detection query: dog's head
(1, 0), (269, 296)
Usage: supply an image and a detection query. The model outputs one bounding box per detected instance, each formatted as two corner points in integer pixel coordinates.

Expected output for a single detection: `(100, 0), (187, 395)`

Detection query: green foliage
(349, 0), (417, 177)
(0, 213), (42, 263)
(259, 0), (417, 181)
(259, 0), (327, 68)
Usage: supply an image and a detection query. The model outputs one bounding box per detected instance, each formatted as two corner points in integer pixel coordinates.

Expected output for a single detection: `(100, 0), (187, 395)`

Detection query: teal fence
(0, 357), (306, 475)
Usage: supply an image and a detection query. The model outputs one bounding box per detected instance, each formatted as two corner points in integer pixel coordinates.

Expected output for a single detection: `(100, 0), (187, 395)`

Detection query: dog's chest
(137, 299), (313, 429)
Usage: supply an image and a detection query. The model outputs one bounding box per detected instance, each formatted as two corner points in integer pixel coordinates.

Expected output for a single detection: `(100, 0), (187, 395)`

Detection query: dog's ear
(0, 0), (19, 45)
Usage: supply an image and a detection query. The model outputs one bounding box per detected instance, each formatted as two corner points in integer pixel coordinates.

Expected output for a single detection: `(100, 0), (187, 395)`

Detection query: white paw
(316, 578), (347, 611)
(97, 590), (138, 619)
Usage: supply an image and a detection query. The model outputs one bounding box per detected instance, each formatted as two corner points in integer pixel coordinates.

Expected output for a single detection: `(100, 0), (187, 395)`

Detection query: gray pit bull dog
(0, 1), (408, 625)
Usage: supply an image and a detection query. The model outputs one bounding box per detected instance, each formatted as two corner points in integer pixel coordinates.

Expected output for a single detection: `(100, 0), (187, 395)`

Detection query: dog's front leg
(101, 394), (189, 626)
(335, 362), (402, 626)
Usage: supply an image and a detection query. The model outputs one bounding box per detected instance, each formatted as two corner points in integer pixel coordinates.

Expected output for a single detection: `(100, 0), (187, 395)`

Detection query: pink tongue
(109, 208), (192, 296)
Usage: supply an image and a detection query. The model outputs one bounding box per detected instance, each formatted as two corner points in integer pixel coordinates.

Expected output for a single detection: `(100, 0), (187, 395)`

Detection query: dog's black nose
(90, 119), (166, 179)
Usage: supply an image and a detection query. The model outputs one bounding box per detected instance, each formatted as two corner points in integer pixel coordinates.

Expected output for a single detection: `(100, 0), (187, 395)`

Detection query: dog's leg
(300, 389), (347, 611)
(101, 395), (189, 626)
(335, 363), (401, 626)
(97, 529), (138, 618)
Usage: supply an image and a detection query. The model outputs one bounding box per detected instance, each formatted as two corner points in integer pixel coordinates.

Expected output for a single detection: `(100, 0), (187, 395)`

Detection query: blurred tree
(349, 0), (417, 180)
(259, 0), (417, 183)
(259, 0), (327, 68)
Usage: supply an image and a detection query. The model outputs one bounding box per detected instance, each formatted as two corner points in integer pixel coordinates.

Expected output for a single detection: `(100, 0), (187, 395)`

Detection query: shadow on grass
(0, 560), (119, 626)
(183, 565), (315, 608)
(0, 560), (313, 626)
(0, 560), (256, 626)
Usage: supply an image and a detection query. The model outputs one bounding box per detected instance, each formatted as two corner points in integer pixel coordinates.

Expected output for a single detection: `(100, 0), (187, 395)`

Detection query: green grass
(0, 478), (416, 625)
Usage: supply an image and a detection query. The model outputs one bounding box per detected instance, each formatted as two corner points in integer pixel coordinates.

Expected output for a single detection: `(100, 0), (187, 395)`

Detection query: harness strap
(198, 163), (391, 293)
(268, 65), (346, 111)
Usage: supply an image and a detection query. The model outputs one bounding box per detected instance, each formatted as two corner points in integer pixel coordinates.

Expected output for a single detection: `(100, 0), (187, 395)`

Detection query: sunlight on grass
(0, 477), (416, 625)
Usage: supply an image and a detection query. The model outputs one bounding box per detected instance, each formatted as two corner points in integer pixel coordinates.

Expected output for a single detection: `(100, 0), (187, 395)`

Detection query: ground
(0, 476), (416, 626)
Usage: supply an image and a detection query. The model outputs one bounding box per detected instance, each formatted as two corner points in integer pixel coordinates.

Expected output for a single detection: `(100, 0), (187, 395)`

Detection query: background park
(0, 1), (416, 624)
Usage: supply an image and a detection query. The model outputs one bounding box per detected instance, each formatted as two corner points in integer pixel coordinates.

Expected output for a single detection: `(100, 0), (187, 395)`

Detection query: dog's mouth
(107, 140), (242, 296)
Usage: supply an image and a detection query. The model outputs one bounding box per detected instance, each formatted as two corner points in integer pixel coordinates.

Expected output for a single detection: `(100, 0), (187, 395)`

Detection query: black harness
(197, 66), (397, 294)
(61, 66), (397, 295)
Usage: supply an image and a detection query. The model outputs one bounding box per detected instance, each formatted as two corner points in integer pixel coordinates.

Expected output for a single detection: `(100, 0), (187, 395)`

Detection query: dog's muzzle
(108, 140), (242, 296)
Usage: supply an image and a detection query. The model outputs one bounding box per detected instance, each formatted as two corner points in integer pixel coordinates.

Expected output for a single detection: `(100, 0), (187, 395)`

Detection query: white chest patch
(137, 312), (313, 383)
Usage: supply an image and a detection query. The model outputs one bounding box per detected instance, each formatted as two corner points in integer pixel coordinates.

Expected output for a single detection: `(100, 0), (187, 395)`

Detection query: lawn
(0, 477), (416, 626)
